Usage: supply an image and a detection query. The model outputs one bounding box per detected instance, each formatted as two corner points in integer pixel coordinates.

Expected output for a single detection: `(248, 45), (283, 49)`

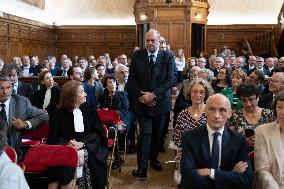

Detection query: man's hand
(11, 117), (28, 129)
(245, 136), (255, 147)
(139, 92), (155, 104)
(233, 161), (248, 173)
(197, 168), (211, 177)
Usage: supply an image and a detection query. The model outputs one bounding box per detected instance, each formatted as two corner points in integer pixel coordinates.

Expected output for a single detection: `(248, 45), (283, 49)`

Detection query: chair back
(22, 121), (49, 140)
(5, 146), (17, 163)
(97, 109), (120, 126)
(23, 144), (78, 172)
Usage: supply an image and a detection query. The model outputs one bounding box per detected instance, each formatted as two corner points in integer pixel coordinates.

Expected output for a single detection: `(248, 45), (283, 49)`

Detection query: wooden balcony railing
(245, 2), (284, 57)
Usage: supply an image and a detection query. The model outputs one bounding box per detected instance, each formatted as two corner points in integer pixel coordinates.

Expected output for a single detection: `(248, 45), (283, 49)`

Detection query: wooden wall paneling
(156, 23), (170, 42)
(0, 43), (9, 63)
(9, 43), (22, 60)
(206, 25), (275, 56)
(171, 22), (186, 52)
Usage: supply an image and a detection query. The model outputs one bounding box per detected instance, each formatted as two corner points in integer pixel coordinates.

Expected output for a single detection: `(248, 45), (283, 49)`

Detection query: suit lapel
(270, 123), (283, 174)
(221, 127), (230, 167)
(9, 97), (16, 125)
(200, 125), (211, 166)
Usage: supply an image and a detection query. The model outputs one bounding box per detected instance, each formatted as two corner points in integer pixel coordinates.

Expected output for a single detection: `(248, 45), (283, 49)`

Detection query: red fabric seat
(21, 121), (49, 146)
(5, 146), (17, 163)
(97, 109), (120, 126)
(23, 144), (78, 173)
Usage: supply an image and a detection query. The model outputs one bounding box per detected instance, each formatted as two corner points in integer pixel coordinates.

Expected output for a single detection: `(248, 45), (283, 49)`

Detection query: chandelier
(148, 0), (183, 7)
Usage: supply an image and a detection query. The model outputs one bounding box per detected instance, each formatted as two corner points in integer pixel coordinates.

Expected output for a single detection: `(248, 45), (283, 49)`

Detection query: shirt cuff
(25, 121), (32, 129)
(210, 169), (215, 180)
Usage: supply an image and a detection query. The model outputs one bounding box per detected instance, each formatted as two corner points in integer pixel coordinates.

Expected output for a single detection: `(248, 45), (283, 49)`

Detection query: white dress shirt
(0, 152), (30, 189)
(42, 89), (51, 109)
(73, 108), (84, 132)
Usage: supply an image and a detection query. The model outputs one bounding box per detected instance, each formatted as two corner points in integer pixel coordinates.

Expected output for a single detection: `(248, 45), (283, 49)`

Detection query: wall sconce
(195, 12), (202, 20)
(139, 12), (148, 21)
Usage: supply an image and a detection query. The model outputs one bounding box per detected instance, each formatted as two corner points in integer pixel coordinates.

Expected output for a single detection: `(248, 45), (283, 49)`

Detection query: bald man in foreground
(179, 94), (253, 189)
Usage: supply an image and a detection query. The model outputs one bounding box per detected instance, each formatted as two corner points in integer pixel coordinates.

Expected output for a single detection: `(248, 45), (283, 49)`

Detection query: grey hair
(198, 68), (214, 83)
(183, 78), (214, 101)
(115, 64), (129, 73)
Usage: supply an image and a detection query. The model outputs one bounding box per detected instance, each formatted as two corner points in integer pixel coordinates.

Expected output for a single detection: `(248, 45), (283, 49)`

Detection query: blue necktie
(211, 132), (220, 169)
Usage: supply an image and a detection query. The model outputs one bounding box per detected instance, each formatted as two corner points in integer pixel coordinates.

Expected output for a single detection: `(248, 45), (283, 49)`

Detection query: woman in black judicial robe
(47, 80), (108, 189)
(32, 70), (60, 115)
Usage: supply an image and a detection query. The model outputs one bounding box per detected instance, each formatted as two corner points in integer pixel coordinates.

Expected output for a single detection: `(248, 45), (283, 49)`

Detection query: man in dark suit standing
(180, 94), (253, 189)
(129, 29), (174, 178)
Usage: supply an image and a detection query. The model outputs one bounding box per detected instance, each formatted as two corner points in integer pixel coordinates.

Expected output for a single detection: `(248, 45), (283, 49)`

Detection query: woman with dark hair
(84, 67), (104, 103)
(99, 75), (129, 130)
(227, 82), (274, 150)
(211, 66), (232, 93)
(254, 91), (284, 189)
(47, 80), (108, 189)
(249, 69), (266, 94)
(33, 70), (60, 115)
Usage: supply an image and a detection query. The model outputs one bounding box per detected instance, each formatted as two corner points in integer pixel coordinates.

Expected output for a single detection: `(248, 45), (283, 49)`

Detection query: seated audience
(12, 56), (22, 68)
(227, 82), (275, 151)
(212, 57), (224, 77)
(84, 67), (104, 104)
(259, 72), (284, 109)
(99, 75), (130, 131)
(173, 78), (213, 148)
(249, 69), (266, 94)
(222, 69), (247, 110)
(47, 80), (107, 189)
(0, 75), (48, 160)
(1, 63), (33, 102)
(173, 78), (213, 175)
(197, 68), (214, 83)
(56, 57), (71, 77)
(0, 125), (29, 189)
(211, 66), (232, 93)
(47, 56), (58, 76)
(22, 55), (35, 77)
(180, 94), (253, 189)
(33, 71), (60, 115)
(95, 64), (106, 81)
(254, 91), (284, 189)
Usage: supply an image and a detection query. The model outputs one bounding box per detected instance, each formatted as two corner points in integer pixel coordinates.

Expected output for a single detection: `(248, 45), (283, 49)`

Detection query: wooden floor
(109, 104), (178, 189)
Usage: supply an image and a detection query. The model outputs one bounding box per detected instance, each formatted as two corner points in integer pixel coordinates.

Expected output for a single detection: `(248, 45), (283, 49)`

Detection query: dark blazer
(17, 81), (33, 102)
(128, 49), (174, 116)
(99, 89), (129, 127)
(180, 125), (253, 189)
(5, 95), (49, 160)
(258, 92), (274, 109)
(32, 85), (61, 114)
(82, 82), (97, 107)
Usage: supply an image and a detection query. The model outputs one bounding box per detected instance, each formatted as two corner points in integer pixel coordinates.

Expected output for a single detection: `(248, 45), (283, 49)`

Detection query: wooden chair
(97, 109), (126, 186)
(23, 144), (78, 189)
(5, 146), (17, 163)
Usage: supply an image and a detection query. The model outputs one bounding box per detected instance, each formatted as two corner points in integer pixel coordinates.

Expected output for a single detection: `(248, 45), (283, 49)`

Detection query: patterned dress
(227, 108), (275, 135)
(173, 109), (207, 148)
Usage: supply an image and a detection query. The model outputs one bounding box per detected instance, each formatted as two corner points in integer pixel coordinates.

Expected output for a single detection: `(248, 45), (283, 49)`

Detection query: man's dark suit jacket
(180, 125), (253, 189)
(128, 49), (174, 116)
(17, 81), (33, 102)
(258, 92), (273, 109)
